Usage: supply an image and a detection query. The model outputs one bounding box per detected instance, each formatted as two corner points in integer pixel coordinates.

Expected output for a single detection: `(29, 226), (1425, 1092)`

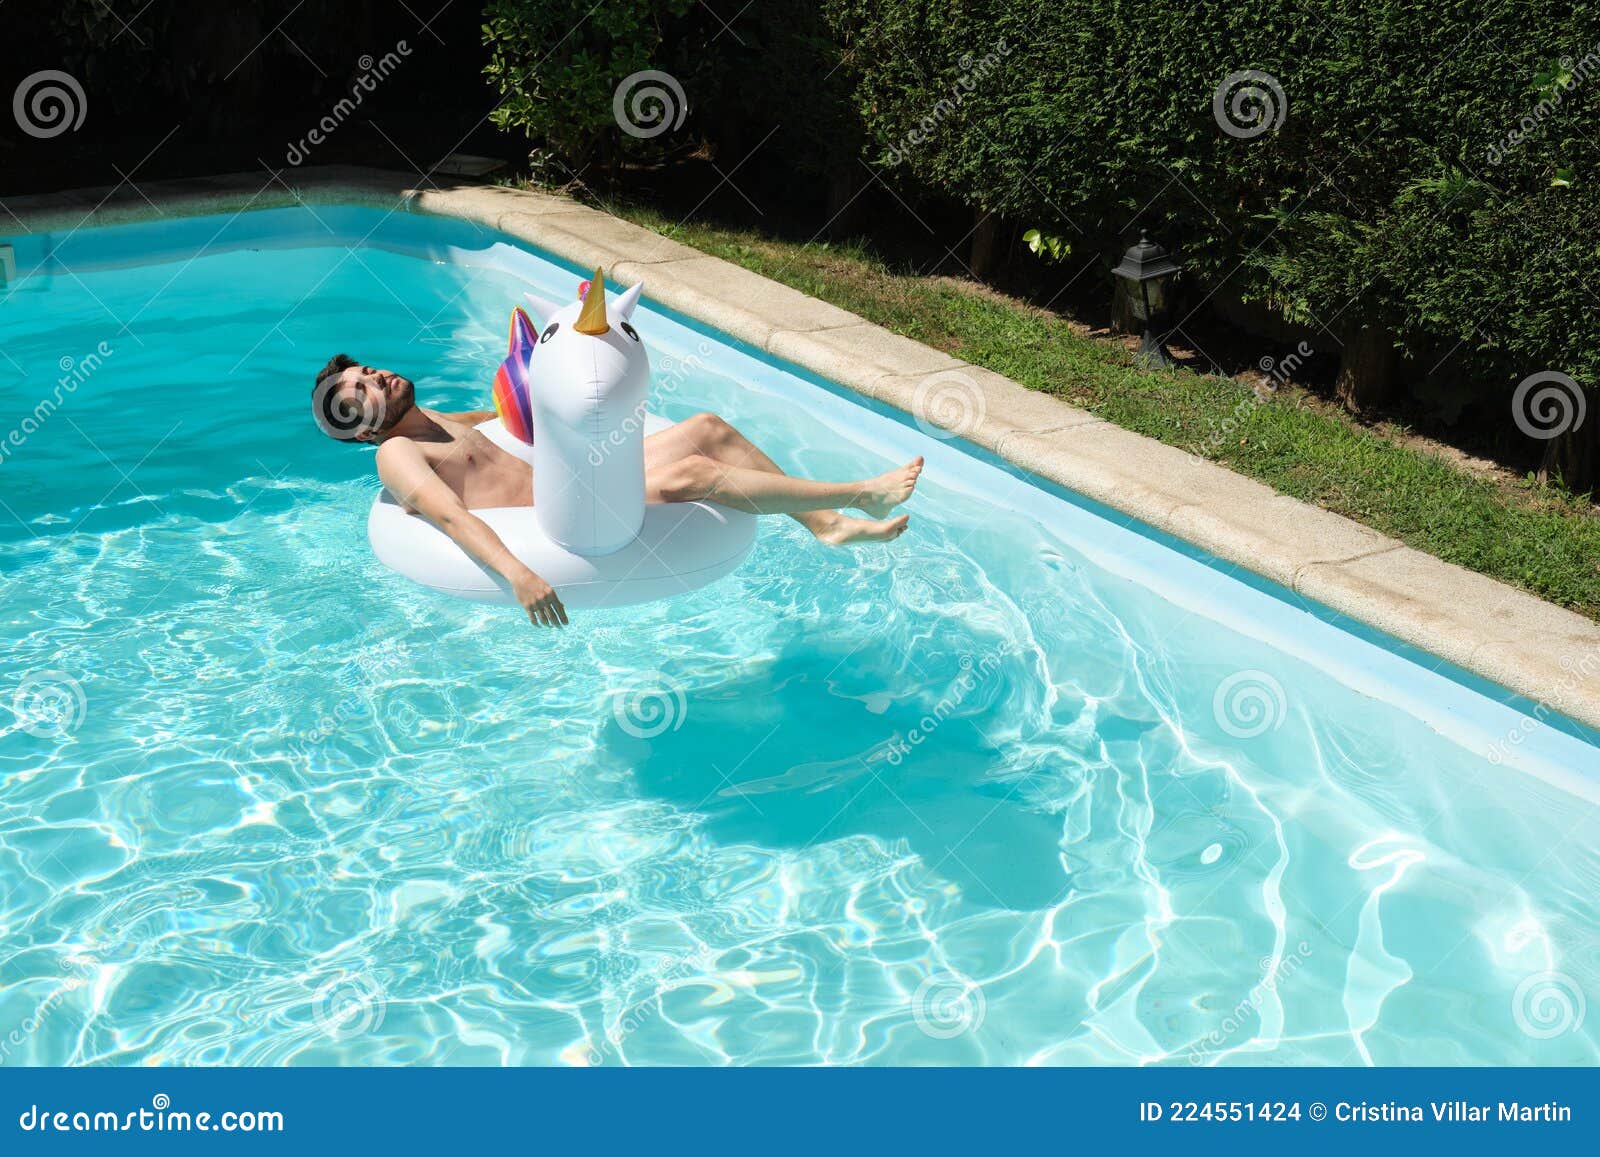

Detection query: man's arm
(374, 439), (568, 627)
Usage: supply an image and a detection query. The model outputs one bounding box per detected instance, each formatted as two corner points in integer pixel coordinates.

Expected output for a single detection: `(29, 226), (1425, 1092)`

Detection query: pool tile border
(6, 165), (1599, 732)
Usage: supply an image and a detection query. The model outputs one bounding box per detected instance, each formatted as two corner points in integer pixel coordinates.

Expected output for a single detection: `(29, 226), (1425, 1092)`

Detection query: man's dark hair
(315, 353), (357, 394)
(312, 353), (361, 439)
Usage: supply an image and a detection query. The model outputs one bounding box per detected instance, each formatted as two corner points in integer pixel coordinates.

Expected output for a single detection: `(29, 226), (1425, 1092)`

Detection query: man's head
(311, 354), (416, 442)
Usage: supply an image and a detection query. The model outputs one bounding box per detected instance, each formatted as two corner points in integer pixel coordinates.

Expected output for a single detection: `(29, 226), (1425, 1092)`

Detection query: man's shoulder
(375, 434), (415, 455)
(374, 436), (430, 468)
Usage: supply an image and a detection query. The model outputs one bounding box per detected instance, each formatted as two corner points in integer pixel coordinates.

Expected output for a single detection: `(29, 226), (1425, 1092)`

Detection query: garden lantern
(1112, 233), (1181, 369)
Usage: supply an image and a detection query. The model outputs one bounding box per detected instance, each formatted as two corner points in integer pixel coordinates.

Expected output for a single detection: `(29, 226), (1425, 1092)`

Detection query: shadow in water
(604, 635), (1068, 911)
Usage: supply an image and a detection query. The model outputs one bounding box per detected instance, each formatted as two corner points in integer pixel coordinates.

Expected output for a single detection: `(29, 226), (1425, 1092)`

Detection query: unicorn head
(523, 270), (651, 557)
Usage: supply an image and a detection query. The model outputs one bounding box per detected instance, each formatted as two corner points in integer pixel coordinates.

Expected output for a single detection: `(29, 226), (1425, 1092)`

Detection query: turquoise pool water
(1, 205), (1597, 1066)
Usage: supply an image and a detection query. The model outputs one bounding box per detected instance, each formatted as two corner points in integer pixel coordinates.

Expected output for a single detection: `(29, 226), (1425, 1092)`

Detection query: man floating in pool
(311, 356), (922, 627)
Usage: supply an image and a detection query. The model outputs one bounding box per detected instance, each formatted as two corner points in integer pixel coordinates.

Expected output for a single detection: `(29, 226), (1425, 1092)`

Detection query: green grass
(613, 206), (1600, 620)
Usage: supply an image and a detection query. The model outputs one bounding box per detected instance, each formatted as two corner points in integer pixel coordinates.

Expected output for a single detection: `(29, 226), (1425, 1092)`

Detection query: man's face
(317, 364), (415, 441)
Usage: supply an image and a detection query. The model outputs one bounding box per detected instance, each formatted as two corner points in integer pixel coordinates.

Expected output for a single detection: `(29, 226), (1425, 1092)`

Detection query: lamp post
(1112, 233), (1181, 370)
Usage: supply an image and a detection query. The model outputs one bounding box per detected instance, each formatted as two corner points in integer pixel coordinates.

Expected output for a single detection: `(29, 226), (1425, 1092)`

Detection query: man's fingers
(520, 587), (566, 628)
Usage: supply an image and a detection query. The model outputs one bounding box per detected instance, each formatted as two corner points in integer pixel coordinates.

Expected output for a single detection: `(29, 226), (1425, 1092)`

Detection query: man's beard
(373, 378), (415, 434)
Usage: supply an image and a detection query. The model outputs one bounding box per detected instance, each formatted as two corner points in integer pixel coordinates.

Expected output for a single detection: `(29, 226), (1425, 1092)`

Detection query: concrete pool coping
(5, 164), (1599, 734)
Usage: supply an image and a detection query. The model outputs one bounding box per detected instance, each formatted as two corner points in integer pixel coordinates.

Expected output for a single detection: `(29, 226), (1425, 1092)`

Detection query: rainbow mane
(491, 306), (539, 444)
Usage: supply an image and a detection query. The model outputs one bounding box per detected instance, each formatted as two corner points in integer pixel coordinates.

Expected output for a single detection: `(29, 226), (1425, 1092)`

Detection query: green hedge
(485, 0), (1599, 486)
(823, 0), (1598, 479)
(483, 0), (856, 184)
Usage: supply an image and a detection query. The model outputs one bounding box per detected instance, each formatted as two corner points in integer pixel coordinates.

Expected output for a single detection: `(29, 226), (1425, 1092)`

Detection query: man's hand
(513, 571), (568, 628)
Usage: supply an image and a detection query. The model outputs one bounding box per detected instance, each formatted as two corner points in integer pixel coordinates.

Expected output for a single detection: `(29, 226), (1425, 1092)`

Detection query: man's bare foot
(814, 512), (910, 546)
(856, 457), (924, 519)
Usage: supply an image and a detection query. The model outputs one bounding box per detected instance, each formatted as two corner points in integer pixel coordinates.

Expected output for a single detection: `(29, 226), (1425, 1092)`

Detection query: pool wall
(4, 165), (1600, 768)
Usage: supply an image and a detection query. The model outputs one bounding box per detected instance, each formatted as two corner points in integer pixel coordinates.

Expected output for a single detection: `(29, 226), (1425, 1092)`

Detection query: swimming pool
(1, 202), (1596, 1066)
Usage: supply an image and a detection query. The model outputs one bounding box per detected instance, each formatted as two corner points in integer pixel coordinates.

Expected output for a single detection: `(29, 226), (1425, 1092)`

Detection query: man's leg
(644, 413), (919, 543)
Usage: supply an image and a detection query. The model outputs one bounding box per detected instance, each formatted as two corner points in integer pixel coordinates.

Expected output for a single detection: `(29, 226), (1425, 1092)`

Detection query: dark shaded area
(604, 638), (1069, 914)
(1, 2), (508, 196)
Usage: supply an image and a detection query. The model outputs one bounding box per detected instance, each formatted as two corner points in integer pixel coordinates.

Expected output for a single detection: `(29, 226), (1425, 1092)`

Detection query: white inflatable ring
(367, 416), (757, 608)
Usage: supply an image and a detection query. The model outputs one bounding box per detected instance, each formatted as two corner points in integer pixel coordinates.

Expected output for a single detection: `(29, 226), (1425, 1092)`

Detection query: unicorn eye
(541, 323), (560, 343)
(620, 322), (639, 342)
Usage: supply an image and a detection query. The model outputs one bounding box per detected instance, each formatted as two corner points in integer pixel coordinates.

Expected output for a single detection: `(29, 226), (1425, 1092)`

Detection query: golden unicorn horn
(573, 267), (609, 335)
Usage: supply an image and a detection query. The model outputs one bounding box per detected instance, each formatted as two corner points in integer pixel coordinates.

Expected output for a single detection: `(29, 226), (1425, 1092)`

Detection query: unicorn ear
(523, 291), (564, 328)
(614, 280), (643, 322)
(510, 306), (538, 350)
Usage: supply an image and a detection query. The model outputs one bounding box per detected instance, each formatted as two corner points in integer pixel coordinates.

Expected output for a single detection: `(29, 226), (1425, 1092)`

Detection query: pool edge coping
(6, 165), (1600, 735)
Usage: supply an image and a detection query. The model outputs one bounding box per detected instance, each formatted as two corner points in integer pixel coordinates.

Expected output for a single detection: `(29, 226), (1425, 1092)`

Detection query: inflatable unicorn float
(367, 270), (756, 608)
